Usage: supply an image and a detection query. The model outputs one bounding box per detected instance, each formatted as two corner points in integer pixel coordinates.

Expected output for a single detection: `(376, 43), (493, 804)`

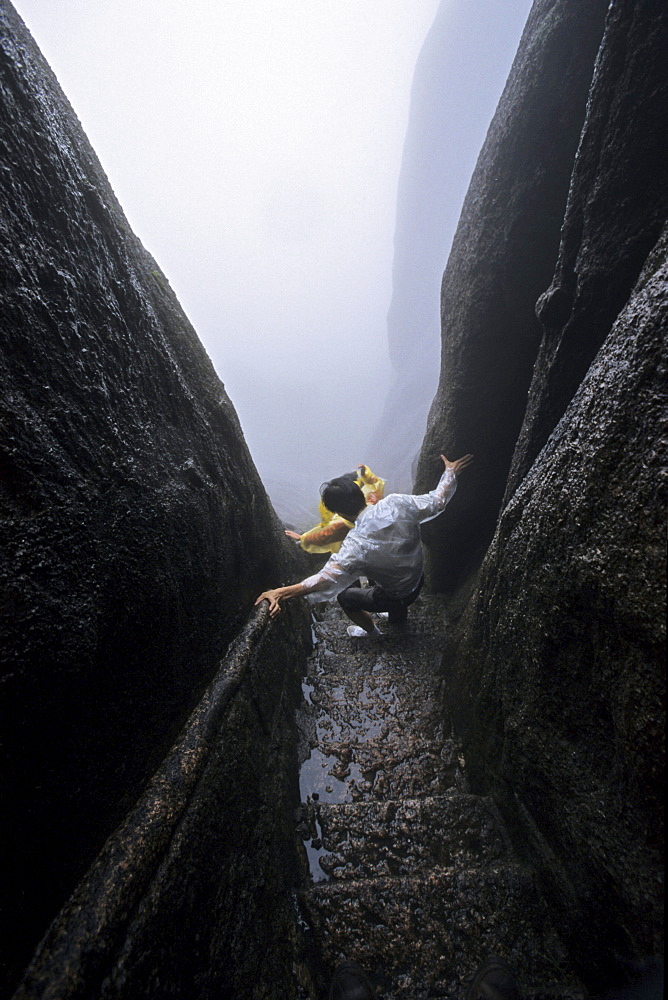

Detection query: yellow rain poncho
(299, 465), (385, 554)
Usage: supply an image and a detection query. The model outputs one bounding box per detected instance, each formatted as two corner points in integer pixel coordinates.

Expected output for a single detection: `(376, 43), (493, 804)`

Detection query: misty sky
(12, 0), (525, 526)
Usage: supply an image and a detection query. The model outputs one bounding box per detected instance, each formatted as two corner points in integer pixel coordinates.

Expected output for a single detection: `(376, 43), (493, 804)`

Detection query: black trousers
(337, 575), (423, 624)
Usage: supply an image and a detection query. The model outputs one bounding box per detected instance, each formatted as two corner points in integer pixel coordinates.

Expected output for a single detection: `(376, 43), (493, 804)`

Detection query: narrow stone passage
(295, 597), (585, 1000)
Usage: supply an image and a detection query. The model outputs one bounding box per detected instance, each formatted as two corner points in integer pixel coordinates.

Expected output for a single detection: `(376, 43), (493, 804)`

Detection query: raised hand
(440, 454), (473, 475)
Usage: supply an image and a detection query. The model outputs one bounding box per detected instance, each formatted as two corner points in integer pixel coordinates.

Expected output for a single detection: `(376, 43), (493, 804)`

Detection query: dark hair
(320, 476), (366, 519)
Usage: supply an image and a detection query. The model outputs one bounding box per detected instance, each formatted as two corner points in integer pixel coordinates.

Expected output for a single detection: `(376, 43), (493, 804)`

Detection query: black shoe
(329, 959), (378, 1000)
(466, 956), (523, 1000)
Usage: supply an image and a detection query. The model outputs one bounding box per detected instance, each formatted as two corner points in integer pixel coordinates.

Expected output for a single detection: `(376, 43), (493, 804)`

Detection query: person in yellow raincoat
(285, 464), (385, 554)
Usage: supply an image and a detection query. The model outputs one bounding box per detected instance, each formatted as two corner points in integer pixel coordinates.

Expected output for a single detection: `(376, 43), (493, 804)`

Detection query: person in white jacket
(255, 453), (473, 636)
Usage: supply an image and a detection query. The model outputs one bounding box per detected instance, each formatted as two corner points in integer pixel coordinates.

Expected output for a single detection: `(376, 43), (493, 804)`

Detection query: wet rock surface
(506, 0), (668, 498)
(295, 600), (585, 999)
(415, 0), (608, 592)
(0, 3), (310, 992)
(413, 1), (665, 989)
(444, 227), (667, 991)
(12, 603), (310, 1000)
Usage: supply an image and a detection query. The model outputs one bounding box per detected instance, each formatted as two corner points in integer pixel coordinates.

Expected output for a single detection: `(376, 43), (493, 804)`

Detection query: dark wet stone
(13, 603), (311, 1000)
(303, 866), (580, 1000)
(506, 0), (668, 498)
(445, 226), (667, 988)
(410, 1), (664, 990)
(298, 600), (583, 999)
(0, 2), (311, 993)
(415, 0), (609, 594)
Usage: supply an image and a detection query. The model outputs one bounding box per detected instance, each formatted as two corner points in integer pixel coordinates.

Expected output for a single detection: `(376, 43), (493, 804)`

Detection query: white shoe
(346, 625), (381, 638)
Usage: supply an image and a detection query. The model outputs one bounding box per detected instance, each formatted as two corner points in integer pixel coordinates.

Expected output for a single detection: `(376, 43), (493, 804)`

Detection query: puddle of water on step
(347, 759), (365, 789)
(316, 711), (342, 741)
(360, 678), (397, 707)
(300, 747), (367, 803)
(332, 679), (399, 742)
(356, 713), (385, 740)
(299, 748), (365, 882)
(359, 682), (373, 706)
(299, 747), (350, 803)
(304, 812), (329, 883)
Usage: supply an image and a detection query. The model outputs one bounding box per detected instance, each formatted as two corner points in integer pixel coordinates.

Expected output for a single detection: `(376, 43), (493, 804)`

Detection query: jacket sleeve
(300, 559), (359, 603)
(299, 518), (351, 553)
(410, 467), (458, 523)
(299, 535), (363, 602)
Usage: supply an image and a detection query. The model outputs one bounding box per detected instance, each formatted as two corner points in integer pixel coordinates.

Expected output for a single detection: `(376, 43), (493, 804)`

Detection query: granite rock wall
(506, 0), (668, 499)
(0, 2), (310, 992)
(414, 0), (609, 591)
(12, 605), (310, 1000)
(445, 225), (666, 989)
(417, 0), (666, 986)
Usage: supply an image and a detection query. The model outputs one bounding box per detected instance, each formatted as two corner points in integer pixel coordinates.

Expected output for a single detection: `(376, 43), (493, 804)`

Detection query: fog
(369, 0), (533, 490)
(12, 0), (528, 528)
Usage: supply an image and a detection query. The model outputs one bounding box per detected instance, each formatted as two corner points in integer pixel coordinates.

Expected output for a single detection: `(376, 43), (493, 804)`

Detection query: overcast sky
(11, 0), (523, 525)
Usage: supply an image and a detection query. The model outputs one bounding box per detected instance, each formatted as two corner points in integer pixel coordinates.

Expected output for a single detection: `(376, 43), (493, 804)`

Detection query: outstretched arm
(255, 582), (308, 617)
(255, 549), (361, 617)
(254, 570), (332, 617)
(414, 452), (474, 522)
(298, 518), (350, 551)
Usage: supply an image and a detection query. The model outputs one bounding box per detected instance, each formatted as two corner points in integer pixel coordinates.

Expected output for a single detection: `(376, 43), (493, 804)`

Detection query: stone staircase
(295, 597), (585, 1000)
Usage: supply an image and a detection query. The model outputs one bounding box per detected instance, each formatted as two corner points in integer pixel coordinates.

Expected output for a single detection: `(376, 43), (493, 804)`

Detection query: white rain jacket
(300, 466), (457, 602)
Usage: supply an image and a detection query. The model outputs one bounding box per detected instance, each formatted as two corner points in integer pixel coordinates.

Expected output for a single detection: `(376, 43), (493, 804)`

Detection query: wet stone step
(313, 793), (511, 881)
(311, 596), (450, 659)
(296, 600), (583, 999)
(302, 865), (579, 1000)
(299, 733), (462, 805)
(303, 670), (446, 744)
(309, 638), (444, 680)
